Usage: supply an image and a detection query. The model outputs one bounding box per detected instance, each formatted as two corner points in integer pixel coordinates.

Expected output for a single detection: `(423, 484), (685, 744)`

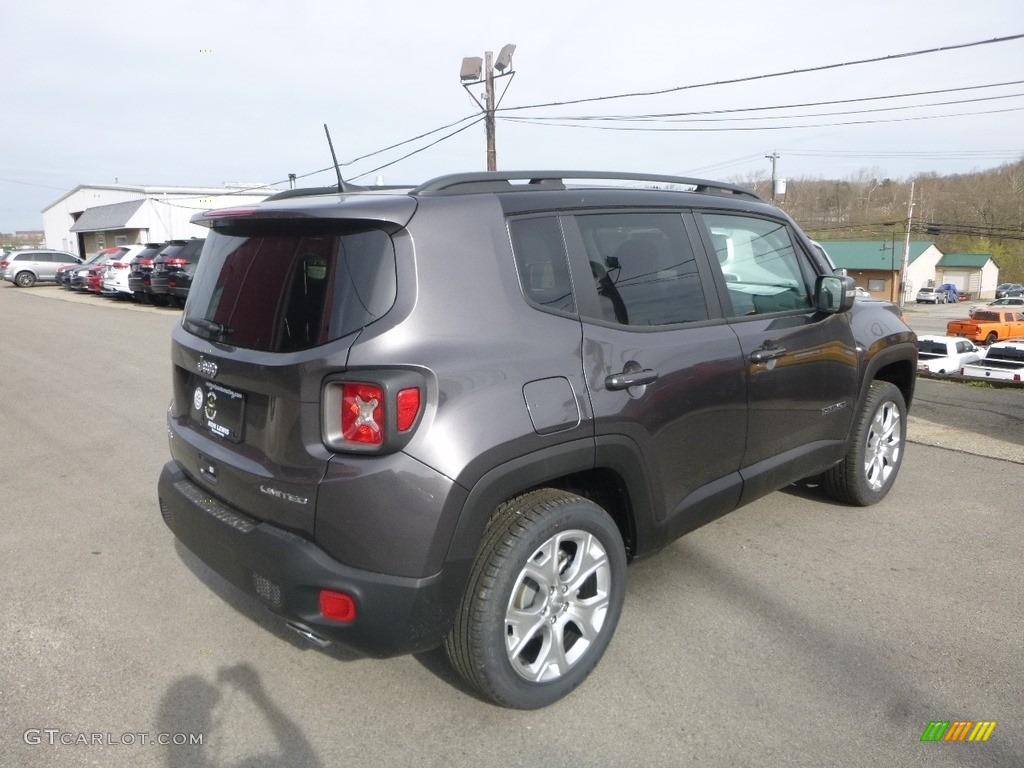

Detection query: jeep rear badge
(197, 358), (218, 378)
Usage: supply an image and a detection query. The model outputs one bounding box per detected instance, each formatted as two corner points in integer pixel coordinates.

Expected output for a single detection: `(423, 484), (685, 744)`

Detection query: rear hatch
(150, 241), (191, 291)
(167, 197), (415, 536)
(128, 243), (165, 289)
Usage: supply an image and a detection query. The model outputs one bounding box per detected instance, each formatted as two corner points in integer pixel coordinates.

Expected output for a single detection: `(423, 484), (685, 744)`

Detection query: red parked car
(58, 247), (124, 289)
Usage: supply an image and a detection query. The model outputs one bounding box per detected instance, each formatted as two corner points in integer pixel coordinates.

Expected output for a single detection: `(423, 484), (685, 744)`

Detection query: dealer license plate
(192, 380), (245, 442)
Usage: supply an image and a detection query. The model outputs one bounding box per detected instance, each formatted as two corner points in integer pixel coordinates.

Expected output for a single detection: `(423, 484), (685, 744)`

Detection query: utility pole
(897, 181), (916, 309)
(460, 44), (516, 172)
(484, 51), (496, 172)
(765, 151), (780, 202)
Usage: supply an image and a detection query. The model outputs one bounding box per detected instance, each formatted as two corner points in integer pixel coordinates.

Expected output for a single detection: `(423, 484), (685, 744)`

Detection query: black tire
(445, 489), (627, 709)
(14, 271), (36, 287)
(985, 332), (998, 345)
(823, 381), (907, 506)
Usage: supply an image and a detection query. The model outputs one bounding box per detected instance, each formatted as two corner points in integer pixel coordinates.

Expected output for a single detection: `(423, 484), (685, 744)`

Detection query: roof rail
(410, 171), (763, 201)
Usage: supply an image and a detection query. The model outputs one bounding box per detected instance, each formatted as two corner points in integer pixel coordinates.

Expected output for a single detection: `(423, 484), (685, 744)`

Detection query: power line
(500, 104), (1024, 133)
(193, 34), (1024, 189)
(504, 92), (1024, 127)
(140, 114), (483, 201)
(194, 34), (1024, 192)
(679, 153), (769, 176)
(509, 80), (1024, 122)
(0, 177), (76, 192)
(781, 149), (1023, 159)
(496, 34), (1024, 113)
(349, 117), (485, 181)
(339, 113), (480, 167)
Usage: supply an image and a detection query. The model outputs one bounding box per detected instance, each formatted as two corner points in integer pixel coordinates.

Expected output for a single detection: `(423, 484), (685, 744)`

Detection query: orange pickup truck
(947, 310), (1024, 344)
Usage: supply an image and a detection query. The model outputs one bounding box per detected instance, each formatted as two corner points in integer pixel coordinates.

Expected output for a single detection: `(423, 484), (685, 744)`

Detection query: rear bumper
(157, 462), (463, 657)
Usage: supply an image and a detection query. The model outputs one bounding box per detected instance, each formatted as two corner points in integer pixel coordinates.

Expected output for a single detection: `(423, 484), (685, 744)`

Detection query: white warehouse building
(42, 183), (279, 256)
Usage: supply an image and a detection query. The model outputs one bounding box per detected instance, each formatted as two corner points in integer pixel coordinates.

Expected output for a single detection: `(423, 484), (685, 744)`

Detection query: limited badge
(193, 386), (204, 411)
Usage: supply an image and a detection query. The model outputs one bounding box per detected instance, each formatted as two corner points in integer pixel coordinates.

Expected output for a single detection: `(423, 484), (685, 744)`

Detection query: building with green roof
(936, 253), (999, 298)
(818, 241), (1000, 300)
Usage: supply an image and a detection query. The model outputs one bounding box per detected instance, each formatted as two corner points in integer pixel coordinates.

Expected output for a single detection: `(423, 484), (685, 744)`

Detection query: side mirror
(815, 274), (856, 314)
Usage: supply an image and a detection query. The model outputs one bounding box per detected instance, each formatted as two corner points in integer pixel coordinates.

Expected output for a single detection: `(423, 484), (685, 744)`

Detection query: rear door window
(184, 228), (396, 352)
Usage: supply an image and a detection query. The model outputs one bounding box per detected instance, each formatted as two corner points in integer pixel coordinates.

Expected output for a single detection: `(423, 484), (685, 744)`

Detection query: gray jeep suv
(158, 171), (917, 708)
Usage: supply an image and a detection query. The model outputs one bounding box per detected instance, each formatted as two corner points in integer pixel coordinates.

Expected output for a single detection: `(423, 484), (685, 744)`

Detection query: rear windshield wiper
(188, 317), (233, 338)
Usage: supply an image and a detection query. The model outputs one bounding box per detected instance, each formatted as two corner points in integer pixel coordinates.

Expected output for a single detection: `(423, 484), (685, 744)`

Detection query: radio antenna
(323, 123), (352, 192)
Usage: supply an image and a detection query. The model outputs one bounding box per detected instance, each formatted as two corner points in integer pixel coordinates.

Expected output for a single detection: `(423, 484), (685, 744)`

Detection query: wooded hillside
(733, 158), (1024, 282)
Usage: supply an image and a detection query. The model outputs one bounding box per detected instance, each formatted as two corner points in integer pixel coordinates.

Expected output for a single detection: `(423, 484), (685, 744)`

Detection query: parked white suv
(101, 244), (148, 297)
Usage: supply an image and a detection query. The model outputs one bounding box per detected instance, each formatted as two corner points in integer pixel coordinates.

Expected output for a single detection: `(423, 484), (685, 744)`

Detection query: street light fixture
(494, 44), (516, 72)
(459, 44), (517, 171)
(460, 57), (482, 82)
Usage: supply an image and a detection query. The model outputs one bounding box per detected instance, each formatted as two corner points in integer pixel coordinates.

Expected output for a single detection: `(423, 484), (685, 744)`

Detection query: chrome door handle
(750, 348), (787, 363)
(605, 369), (659, 391)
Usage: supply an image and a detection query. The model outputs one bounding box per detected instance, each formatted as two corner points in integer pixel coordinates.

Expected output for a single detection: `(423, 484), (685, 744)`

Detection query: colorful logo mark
(921, 721), (997, 742)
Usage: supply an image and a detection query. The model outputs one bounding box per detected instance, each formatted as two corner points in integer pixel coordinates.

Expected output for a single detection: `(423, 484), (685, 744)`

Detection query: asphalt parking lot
(1, 285), (1021, 768)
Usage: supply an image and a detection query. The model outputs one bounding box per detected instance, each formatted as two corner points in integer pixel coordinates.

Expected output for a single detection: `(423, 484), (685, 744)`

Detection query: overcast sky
(1, 0), (1023, 232)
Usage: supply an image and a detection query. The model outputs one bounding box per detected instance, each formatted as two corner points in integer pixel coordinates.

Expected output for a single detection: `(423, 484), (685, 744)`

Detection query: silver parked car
(915, 286), (947, 304)
(1, 249), (82, 287)
(969, 296), (1024, 317)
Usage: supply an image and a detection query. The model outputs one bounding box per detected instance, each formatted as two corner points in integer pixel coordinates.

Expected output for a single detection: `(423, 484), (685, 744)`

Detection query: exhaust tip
(285, 621), (333, 649)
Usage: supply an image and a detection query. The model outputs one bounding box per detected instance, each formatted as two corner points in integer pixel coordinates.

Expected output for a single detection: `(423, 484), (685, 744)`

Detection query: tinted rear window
(157, 242), (188, 260)
(917, 341), (947, 355)
(179, 239), (205, 260)
(183, 228), (396, 352)
(133, 245), (164, 262)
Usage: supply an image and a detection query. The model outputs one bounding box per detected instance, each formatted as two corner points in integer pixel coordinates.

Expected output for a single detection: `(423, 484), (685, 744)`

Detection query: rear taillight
(323, 375), (425, 453)
(164, 257), (188, 267)
(140, 258), (153, 267)
(0, 261), (9, 269)
(341, 382), (384, 445)
(396, 388), (420, 431)
(111, 262), (128, 269)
